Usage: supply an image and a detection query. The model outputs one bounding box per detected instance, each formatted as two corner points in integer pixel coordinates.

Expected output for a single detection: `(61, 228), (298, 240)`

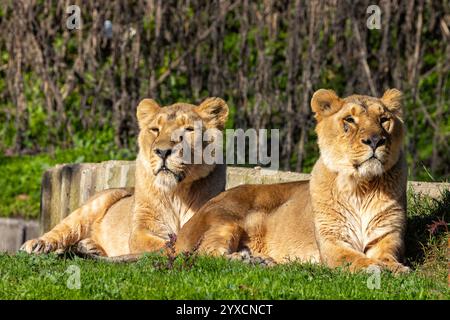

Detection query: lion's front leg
(197, 222), (243, 257)
(21, 188), (131, 254)
(128, 204), (172, 254)
(318, 240), (383, 272)
(129, 227), (167, 254)
(365, 232), (409, 273)
(315, 213), (382, 272)
(21, 209), (86, 254)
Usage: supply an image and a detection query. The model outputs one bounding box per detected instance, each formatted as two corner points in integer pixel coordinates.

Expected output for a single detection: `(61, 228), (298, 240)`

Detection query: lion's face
(136, 98), (228, 190)
(311, 89), (405, 179)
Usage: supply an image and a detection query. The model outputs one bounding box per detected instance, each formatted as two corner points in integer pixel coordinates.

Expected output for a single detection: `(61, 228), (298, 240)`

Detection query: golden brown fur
(176, 89), (409, 272)
(21, 97), (229, 257)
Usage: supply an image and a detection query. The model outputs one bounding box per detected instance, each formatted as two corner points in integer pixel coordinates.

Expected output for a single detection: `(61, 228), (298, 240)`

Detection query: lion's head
(136, 97), (228, 190)
(311, 89), (405, 179)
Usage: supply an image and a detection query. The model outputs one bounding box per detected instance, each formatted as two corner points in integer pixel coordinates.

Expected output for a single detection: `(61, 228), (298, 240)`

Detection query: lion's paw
(73, 238), (106, 257)
(225, 250), (277, 267)
(20, 238), (59, 254)
(384, 261), (411, 274)
(349, 257), (384, 272)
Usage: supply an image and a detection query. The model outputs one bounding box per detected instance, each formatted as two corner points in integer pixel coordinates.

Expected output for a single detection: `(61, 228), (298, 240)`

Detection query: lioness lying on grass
(22, 97), (229, 257)
(176, 89), (409, 273)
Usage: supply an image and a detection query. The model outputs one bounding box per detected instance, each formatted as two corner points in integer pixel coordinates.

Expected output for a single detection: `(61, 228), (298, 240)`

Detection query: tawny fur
(21, 97), (229, 257)
(176, 88), (409, 273)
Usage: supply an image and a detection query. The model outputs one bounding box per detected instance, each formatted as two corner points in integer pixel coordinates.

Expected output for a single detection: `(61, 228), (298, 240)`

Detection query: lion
(21, 97), (229, 258)
(175, 88), (409, 273)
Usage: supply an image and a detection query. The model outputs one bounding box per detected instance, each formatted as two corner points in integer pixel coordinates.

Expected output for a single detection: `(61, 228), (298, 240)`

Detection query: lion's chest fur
(133, 190), (199, 241)
(312, 160), (406, 254)
(333, 182), (397, 252)
(157, 195), (197, 238)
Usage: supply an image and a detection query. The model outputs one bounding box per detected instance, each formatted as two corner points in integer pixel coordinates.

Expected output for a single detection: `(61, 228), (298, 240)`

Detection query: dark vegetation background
(0, 0), (449, 218)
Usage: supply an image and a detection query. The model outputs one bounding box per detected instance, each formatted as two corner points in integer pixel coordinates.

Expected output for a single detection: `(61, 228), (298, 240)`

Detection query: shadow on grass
(405, 189), (449, 266)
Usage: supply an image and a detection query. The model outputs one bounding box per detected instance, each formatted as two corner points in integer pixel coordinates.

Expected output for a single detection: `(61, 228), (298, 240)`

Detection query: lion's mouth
(156, 165), (171, 174)
(156, 165), (185, 182)
(354, 155), (384, 169)
(365, 155), (379, 162)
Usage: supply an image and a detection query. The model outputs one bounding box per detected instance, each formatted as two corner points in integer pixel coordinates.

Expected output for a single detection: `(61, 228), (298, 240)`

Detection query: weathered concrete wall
(0, 218), (39, 253)
(40, 161), (136, 234)
(38, 160), (450, 235)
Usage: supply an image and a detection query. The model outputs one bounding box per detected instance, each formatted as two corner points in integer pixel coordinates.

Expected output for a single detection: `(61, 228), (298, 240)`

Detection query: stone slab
(0, 218), (39, 253)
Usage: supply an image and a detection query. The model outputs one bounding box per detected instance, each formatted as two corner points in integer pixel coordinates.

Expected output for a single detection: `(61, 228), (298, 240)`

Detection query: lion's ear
(195, 97), (229, 130)
(136, 99), (161, 128)
(311, 89), (343, 120)
(381, 89), (403, 117)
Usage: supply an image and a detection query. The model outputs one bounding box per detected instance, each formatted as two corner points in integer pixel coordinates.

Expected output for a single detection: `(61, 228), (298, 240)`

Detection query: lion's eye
(344, 116), (355, 123)
(149, 127), (159, 134)
(380, 117), (389, 124)
(185, 127), (194, 132)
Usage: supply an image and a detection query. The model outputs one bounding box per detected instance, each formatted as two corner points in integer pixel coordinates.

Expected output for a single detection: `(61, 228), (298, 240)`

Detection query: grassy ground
(0, 191), (448, 300)
(0, 250), (448, 300)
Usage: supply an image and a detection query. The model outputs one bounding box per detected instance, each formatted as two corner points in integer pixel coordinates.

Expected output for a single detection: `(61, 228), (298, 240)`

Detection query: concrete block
(0, 218), (39, 252)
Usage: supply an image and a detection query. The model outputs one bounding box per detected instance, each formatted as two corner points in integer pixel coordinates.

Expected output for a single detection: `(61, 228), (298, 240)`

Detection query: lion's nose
(154, 148), (172, 160)
(362, 135), (385, 150)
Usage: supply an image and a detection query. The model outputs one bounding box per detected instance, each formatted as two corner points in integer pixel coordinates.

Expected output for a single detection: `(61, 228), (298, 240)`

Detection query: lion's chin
(355, 158), (385, 179)
(154, 171), (181, 192)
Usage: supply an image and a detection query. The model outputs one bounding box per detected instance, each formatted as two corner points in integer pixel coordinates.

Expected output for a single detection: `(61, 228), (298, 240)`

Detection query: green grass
(0, 251), (448, 300)
(0, 191), (448, 300)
